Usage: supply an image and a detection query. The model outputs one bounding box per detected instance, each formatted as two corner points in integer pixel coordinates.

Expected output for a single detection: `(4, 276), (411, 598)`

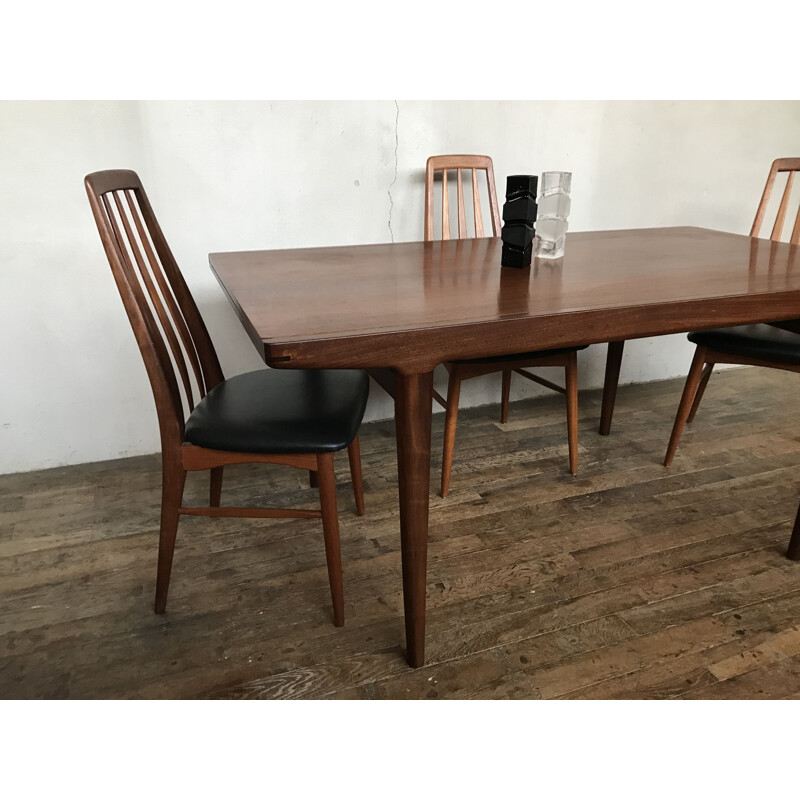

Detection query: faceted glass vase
(534, 171), (572, 259)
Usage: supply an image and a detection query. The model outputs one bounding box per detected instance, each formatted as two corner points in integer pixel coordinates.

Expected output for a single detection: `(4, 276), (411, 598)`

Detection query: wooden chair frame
(750, 157), (800, 245)
(85, 170), (364, 626)
(664, 158), (800, 474)
(424, 155), (579, 496)
(664, 345), (800, 468)
(424, 154), (502, 241)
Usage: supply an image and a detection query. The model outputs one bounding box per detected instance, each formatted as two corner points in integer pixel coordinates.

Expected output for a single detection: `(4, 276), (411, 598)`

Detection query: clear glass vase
(534, 171), (572, 259)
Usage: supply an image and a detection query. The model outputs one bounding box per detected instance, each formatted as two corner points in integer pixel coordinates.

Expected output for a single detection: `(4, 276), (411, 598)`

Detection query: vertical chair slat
(751, 162), (778, 237)
(424, 165), (434, 242)
(101, 192), (185, 427)
(442, 169), (450, 240)
(103, 193), (167, 358)
(771, 172), (795, 242)
(134, 185), (224, 393)
(472, 169), (484, 237)
(791, 203), (800, 246)
(112, 191), (195, 412)
(125, 190), (207, 398)
(456, 169), (466, 238)
(485, 160), (501, 236)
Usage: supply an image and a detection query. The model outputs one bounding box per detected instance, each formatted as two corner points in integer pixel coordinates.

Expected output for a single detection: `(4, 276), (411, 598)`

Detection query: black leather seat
(688, 324), (800, 366)
(459, 344), (589, 365)
(185, 368), (369, 454)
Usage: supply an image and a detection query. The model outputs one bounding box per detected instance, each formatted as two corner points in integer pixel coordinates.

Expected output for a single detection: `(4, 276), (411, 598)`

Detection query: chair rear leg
(687, 363), (715, 423)
(309, 470), (319, 488)
(155, 463), (187, 614)
(664, 347), (708, 467)
(209, 466), (223, 507)
(788, 502), (800, 561)
(441, 369), (462, 498)
(317, 452), (345, 626)
(565, 352), (579, 475)
(347, 435), (365, 516)
(500, 369), (512, 423)
(599, 340), (625, 435)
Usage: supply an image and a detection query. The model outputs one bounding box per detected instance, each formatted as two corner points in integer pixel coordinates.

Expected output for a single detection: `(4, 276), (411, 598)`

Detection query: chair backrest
(85, 170), (224, 452)
(424, 155), (501, 242)
(751, 157), (800, 245)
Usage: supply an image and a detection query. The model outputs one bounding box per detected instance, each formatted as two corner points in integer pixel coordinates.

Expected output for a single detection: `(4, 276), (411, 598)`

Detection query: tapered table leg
(599, 340), (625, 435)
(394, 370), (434, 668)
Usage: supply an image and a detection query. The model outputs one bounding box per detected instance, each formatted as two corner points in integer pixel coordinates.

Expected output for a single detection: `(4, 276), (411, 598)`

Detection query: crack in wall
(387, 100), (399, 243)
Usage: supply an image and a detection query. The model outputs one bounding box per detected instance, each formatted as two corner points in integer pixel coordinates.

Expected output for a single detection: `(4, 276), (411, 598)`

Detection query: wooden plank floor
(2, 366), (800, 699)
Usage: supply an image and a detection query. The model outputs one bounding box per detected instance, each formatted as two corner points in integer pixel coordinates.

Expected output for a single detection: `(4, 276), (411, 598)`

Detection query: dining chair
(85, 169), (369, 626)
(664, 157), (800, 468)
(425, 155), (587, 496)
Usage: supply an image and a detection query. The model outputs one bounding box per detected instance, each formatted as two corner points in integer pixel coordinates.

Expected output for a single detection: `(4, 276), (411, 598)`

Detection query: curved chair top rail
(425, 154), (502, 242)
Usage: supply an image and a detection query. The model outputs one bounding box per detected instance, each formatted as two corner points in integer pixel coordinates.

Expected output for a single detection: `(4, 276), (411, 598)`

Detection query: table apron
(262, 293), (800, 373)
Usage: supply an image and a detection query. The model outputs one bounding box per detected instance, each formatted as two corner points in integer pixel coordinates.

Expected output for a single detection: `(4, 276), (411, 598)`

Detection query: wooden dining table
(210, 227), (800, 668)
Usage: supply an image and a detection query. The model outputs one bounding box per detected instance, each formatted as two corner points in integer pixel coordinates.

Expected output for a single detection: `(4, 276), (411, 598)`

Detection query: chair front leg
(441, 368), (462, 498)
(317, 451), (345, 627)
(210, 466), (223, 506)
(664, 346), (708, 467)
(687, 362), (715, 423)
(347, 435), (365, 516)
(565, 352), (579, 475)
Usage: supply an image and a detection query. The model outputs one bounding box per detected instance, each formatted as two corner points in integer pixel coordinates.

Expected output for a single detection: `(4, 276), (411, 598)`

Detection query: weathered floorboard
(1, 367), (800, 699)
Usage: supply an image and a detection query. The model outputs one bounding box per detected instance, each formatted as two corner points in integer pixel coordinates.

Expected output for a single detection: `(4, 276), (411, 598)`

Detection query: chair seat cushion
(184, 369), (369, 454)
(688, 324), (800, 365)
(456, 344), (589, 365)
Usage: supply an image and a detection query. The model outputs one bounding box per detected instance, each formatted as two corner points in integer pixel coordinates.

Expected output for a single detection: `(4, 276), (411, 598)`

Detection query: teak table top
(210, 226), (800, 668)
(210, 227), (800, 373)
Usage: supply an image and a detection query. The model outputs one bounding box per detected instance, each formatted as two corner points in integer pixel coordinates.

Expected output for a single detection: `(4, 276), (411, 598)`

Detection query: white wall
(2, 100), (799, 474)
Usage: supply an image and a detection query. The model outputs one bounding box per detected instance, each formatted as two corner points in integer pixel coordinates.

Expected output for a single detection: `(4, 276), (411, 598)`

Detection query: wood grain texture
(2, 366), (800, 698)
(210, 228), (800, 373)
